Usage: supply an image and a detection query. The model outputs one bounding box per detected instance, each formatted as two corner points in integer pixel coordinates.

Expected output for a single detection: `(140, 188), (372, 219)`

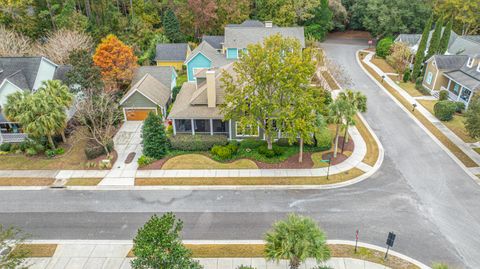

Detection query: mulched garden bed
(255, 152), (314, 169)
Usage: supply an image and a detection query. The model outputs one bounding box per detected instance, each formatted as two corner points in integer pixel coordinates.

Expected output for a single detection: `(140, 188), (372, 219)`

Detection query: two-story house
(168, 20), (305, 140)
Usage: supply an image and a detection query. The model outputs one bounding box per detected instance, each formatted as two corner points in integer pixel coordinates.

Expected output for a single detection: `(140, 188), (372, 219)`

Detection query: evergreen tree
(163, 8), (184, 43)
(425, 18), (443, 60)
(412, 16), (433, 81)
(142, 112), (168, 159)
(438, 19), (453, 54)
(305, 0), (334, 41)
(65, 49), (103, 92)
(131, 213), (202, 269)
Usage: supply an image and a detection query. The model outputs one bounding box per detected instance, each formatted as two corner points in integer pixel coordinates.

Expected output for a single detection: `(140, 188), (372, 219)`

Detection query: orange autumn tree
(93, 34), (138, 92)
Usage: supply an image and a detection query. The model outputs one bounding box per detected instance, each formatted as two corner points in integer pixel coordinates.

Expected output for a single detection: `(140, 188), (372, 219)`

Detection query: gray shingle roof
(53, 65), (72, 81)
(132, 66), (176, 89)
(395, 34), (421, 47)
(202, 35), (225, 50)
(431, 55), (469, 70)
(0, 57), (43, 90)
(155, 43), (189, 61)
(444, 70), (480, 91)
(224, 26), (305, 49)
(227, 20), (266, 28)
(169, 64), (235, 119)
(120, 74), (171, 107)
(448, 36), (480, 56)
(185, 41), (234, 68)
(464, 36), (480, 43)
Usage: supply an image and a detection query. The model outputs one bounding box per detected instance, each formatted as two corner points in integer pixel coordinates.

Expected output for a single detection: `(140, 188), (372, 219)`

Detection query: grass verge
(65, 178), (103, 186)
(418, 99), (476, 143)
(398, 81), (425, 97)
(321, 71), (340, 90)
(135, 168), (364, 185)
(360, 54), (477, 167)
(12, 244), (57, 257)
(128, 244), (419, 269)
(354, 115), (379, 166)
(371, 57), (397, 74)
(161, 154), (258, 170)
(0, 178), (54, 186)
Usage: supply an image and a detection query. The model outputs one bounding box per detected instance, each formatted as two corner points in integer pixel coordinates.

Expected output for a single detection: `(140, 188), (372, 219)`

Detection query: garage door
(125, 109), (156, 121)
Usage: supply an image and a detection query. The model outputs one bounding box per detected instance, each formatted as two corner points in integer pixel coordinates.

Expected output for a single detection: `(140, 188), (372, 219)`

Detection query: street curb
(356, 50), (480, 185)
(24, 239), (430, 269)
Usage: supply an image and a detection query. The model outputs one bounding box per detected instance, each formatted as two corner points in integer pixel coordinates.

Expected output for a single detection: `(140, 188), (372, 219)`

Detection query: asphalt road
(1, 40), (480, 268)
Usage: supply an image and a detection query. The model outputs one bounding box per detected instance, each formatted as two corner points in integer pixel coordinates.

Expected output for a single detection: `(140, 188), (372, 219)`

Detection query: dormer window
(467, 57), (474, 68)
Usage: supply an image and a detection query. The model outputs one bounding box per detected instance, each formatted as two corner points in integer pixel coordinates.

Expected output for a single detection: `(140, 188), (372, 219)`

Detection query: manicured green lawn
(176, 72), (187, 87)
(398, 81), (425, 97)
(161, 154), (258, 169)
(418, 99), (477, 143)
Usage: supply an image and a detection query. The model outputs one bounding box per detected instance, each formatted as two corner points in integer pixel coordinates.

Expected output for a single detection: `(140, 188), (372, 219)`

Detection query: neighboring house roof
(447, 36), (480, 56)
(224, 26), (305, 49)
(227, 20), (266, 28)
(120, 74), (171, 107)
(429, 55), (469, 70)
(155, 43), (189, 62)
(0, 57), (43, 90)
(169, 64), (234, 119)
(185, 41), (234, 67)
(202, 35), (225, 50)
(464, 36), (480, 43)
(132, 66), (176, 88)
(444, 69), (480, 91)
(395, 34), (422, 47)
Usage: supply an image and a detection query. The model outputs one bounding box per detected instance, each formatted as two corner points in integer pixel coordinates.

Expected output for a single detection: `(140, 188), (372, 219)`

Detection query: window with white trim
(426, 72), (433, 84)
(235, 122), (259, 137)
(467, 57), (474, 68)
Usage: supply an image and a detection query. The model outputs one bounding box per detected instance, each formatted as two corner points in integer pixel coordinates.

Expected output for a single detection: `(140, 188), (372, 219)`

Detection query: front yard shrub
(227, 141), (239, 154)
(166, 125), (173, 137)
(403, 69), (411, 82)
(84, 140), (114, 159)
(45, 147), (65, 158)
(169, 134), (228, 151)
(25, 147), (37, 156)
(315, 128), (332, 150)
(455, 101), (465, 113)
(237, 266), (256, 269)
(439, 90), (449, 101)
(138, 155), (155, 167)
(376, 37), (393, 58)
(415, 77), (423, 90)
(434, 100), (457, 121)
(211, 145), (233, 160)
(240, 138), (266, 149)
(258, 145), (285, 158)
(142, 112), (168, 159)
(0, 143), (12, 152)
(275, 138), (290, 146)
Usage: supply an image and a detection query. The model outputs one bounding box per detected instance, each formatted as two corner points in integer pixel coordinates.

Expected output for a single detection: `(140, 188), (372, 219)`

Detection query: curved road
(1, 40), (480, 268)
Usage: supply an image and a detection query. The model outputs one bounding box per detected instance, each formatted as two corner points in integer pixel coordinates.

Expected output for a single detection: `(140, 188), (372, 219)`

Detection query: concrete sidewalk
(362, 52), (480, 174)
(0, 114), (382, 189)
(23, 240), (402, 269)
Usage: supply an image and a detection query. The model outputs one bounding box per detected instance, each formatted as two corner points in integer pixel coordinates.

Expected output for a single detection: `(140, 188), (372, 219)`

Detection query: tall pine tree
(438, 19), (453, 54)
(412, 16), (433, 80)
(142, 112), (168, 159)
(425, 18), (443, 60)
(162, 9), (184, 43)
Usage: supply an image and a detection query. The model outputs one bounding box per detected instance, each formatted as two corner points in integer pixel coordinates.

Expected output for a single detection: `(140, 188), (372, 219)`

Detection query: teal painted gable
(186, 53), (212, 81)
(171, 71), (177, 90)
(226, 48), (238, 59)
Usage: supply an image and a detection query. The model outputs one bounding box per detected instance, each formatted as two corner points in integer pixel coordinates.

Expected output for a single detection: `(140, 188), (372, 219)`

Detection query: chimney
(206, 70), (216, 108)
(265, 21), (273, 28)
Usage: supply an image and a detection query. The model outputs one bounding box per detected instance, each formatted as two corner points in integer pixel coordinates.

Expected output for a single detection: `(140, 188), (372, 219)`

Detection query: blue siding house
(185, 41), (231, 82)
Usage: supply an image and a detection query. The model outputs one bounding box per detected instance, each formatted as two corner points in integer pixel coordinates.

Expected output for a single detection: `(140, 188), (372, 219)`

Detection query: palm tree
(327, 99), (349, 158)
(38, 80), (73, 143)
(3, 91), (29, 121)
(265, 214), (330, 269)
(338, 89), (367, 143)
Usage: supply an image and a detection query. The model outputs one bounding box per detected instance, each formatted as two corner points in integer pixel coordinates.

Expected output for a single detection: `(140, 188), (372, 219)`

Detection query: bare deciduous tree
(75, 90), (121, 156)
(34, 29), (93, 64)
(0, 26), (32, 57)
(325, 58), (352, 88)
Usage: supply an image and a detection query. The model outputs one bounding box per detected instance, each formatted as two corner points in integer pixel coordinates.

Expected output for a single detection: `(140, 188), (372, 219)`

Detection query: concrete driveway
(99, 121), (142, 185)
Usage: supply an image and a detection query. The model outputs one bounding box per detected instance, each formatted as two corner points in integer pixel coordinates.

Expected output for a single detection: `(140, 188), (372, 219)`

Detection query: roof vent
(265, 21), (273, 28)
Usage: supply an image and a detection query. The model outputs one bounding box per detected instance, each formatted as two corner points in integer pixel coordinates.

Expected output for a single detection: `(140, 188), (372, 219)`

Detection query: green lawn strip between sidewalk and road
(0, 178), (55, 186)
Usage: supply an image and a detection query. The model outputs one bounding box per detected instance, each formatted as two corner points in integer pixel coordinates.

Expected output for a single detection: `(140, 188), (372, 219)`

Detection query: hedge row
(169, 134), (228, 151)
